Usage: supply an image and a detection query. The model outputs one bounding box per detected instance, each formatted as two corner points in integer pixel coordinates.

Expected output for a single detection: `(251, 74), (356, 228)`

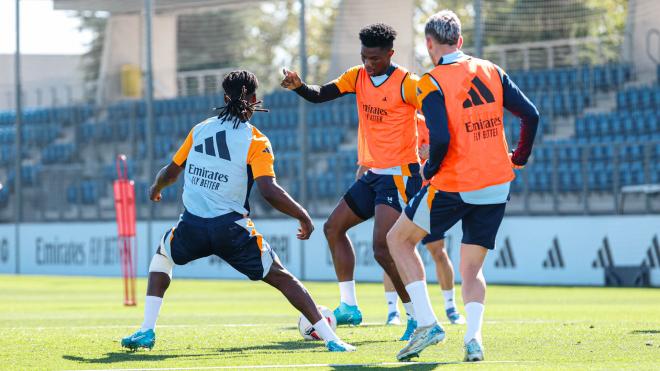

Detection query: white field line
(64, 360), (537, 371)
(2, 323), (265, 330)
(3, 319), (585, 330)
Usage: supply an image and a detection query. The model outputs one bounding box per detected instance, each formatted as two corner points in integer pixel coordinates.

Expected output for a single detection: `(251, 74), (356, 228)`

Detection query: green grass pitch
(1, 275), (659, 370)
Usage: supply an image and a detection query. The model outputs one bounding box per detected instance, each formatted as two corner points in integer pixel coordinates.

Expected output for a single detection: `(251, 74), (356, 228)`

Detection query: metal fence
(1, 101), (658, 224)
(2, 0), (655, 224)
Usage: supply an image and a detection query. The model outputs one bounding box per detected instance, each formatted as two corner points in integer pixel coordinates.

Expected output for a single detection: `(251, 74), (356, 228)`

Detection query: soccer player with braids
(121, 70), (355, 353)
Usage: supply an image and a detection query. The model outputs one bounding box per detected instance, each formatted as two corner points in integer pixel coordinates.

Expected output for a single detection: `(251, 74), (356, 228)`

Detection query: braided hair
(215, 70), (268, 128)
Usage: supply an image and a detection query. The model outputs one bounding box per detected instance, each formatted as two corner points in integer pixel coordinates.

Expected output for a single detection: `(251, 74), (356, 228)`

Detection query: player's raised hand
(281, 68), (303, 90)
(297, 214), (314, 240)
(149, 184), (162, 202)
(509, 152), (525, 170)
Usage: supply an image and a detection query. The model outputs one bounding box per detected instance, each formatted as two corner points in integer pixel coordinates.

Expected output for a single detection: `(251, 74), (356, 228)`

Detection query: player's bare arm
(256, 176), (314, 240)
(149, 162), (184, 202)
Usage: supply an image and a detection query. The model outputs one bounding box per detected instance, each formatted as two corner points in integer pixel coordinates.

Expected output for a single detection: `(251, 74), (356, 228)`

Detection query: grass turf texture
(1, 275), (659, 370)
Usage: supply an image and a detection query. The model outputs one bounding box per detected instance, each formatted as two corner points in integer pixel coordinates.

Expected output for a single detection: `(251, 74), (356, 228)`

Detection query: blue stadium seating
(41, 143), (76, 164)
(508, 64), (631, 93)
(0, 62), (653, 209)
(6, 165), (41, 188)
(66, 180), (104, 205)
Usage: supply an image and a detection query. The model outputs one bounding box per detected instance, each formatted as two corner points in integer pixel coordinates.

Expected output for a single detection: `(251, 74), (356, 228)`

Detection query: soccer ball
(298, 305), (336, 341)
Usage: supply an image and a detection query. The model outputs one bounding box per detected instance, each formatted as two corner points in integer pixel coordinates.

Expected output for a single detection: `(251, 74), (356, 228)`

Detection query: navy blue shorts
(159, 211), (277, 280)
(343, 163), (423, 220)
(405, 185), (506, 250)
(421, 232), (445, 245)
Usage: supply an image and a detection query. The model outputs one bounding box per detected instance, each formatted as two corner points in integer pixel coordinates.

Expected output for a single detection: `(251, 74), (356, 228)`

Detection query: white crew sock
(140, 296), (163, 331)
(464, 302), (485, 344)
(404, 281), (437, 327)
(385, 291), (399, 313)
(402, 301), (416, 320)
(442, 289), (456, 310)
(338, 280), (358, 306)
(313, 317), (339, 343)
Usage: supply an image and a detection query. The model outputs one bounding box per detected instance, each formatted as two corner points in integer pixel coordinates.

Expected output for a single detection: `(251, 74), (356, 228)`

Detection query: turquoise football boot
(333, 302), (363, 326)
(326, 339), (357, 352)
(396, 323), (446, 361)
(386, 311), (402, 325)
(399, 318), (417, 341)
(446, 307), (466, 325)
(464, 338), (485, 362)
(121, 329), (156, 351)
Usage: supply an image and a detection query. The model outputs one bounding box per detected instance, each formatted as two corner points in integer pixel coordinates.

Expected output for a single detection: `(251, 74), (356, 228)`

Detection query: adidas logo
(494, 237), (516, 268)
(592, 237), (614, 268)
(382, 96), (387, 102)
(641, 235), (660, 269)
(262, 146), (272, 154)
(542, 237), (565, 269)
(463, 76), (495, 108)
(194, 130), (231, 161)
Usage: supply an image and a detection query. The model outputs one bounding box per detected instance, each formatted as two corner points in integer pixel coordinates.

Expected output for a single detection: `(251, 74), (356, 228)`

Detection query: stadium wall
(0, 216), (658, 287)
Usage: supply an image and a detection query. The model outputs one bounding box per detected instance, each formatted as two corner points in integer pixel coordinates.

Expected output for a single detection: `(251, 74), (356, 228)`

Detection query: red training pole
(114, 155), (138, 306)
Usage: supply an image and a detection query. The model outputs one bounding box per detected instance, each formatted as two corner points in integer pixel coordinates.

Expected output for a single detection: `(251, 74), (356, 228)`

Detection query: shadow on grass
(215, 339), (393, 355)
(62, 351), (216, 364)
(279, 323), (392, 331)
(631, 330), (660, 334)
(62, 339), (395, 364)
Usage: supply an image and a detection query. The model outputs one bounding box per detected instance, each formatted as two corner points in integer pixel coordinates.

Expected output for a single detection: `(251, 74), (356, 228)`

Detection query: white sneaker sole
(397, 331), (446, 361)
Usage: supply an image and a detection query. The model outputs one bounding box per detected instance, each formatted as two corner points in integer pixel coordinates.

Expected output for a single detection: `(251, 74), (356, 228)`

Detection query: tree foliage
(76, 11), (108, 84)
(414, 0), (627, 69)
(77, 1), (338, 93)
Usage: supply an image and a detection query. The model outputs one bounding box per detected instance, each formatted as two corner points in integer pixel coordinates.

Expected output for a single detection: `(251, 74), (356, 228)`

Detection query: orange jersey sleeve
(402, 72), (421, 109)
(416, 113), (429, 148)
(416, 73), (440, 108)
(331, 65), (361, 94)
(247, 126), (276, 178)
(172, 129), (193, 166)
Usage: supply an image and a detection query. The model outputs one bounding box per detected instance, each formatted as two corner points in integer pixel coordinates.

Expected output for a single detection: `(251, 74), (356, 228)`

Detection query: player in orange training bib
(382, 113), (465, 328)
(281, 23), (421, 341)
(387, 10), (539, 362)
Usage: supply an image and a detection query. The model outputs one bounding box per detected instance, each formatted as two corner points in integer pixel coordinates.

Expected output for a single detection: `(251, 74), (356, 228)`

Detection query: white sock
(464, 302), (485, 344)
(339, 280), (358, 306)
(385, 291), (399, 313)
(404, 281), (437, 327)
(402, 301), (415, 320)
(140, 296), (163, 331)
(442, 289), (456, 310)
(313, 317), (339, 343)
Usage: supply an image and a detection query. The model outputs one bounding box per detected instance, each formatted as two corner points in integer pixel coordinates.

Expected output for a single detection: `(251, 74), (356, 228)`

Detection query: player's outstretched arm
(498, 68), (540, 167)
(281, 68), (343, 104)
(148, 162), (183, 202)
(255, 176), (314, 240)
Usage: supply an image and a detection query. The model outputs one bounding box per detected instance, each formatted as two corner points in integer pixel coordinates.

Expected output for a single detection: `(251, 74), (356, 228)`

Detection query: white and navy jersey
(172, 117), (275, 218)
